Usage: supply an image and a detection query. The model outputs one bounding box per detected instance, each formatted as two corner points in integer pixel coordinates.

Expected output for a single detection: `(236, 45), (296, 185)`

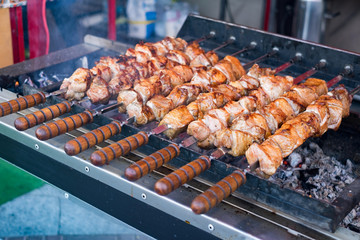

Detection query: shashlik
(60, 37), (195, 103)
(158, 64), (280, 139)
(245, 85), (351, 176)
(121, 55), (247, 126)
(212, 78), (328, 157)
(116, 42), (220, 117)
(187, 71), (294, 148)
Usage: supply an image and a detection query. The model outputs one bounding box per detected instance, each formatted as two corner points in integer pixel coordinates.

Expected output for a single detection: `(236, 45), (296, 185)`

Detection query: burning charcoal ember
(269, 141), (356, 203)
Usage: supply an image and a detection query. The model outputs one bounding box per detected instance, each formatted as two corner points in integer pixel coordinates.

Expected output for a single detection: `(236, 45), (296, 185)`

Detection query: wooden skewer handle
(90, 131), (148, 166)
(154, 156), (211, 195)
(0, 92), (46, 117)
(35, 111), (94, 141)
(125, 144), (180, 181)
(64, 121), (122, 156)
(14, 101), (72, 131)
(191, 170), (246, 214)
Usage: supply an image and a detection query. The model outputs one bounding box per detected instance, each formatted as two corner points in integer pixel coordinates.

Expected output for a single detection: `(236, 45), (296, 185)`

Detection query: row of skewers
(0, 35), (357, 215)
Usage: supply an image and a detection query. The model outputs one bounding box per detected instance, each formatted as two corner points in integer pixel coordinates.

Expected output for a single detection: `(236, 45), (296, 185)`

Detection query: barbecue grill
(1, 14), (360, 239)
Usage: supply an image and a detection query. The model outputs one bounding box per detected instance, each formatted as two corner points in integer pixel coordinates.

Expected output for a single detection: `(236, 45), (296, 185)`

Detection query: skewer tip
(125, 116), (135, 125)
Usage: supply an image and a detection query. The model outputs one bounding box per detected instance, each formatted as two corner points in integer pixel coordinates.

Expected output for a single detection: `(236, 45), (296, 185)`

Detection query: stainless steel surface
(293, 0), (325, 42)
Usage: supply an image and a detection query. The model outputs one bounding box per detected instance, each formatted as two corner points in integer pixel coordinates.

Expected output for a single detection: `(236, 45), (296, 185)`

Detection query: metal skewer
(34, 102), (126, 141)
(242, 47), (279, 70)
(13, 97), (92, 131)
(273, 53), (302, 74)
(211, 37), (236, 52)
(193, 31), (216, 43)
(0, 88), (70, 118)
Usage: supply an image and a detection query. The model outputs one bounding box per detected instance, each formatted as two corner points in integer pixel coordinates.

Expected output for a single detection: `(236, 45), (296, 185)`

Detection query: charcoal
(269, 141), (360, 229)
(288, 152), (302, 167)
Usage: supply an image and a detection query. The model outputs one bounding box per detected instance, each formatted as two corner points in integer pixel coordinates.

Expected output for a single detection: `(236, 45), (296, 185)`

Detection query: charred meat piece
(86, 76), (111, 104)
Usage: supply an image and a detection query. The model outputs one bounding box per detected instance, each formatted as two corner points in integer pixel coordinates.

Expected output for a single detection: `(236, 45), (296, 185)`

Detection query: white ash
(341, 203), (360, 230)
(288, 152), (302, 167)
(269, 142), (356, 202)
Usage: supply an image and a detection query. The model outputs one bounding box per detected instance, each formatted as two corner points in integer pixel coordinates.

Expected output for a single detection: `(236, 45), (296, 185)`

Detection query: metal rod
(273, 53), (302, 74)
(350, 85), (360, 96)
(242, 48), (278, 70)
(193, 31), (216, 43)
(94, 102), (123, 116)
(326, 65), (353, 88)
(212, 37), (236, 52)
(45, 88), (67, 97)
(326, 75), (343, 88)
(231, 41), (257, 57)
(293, 59), (326, 84)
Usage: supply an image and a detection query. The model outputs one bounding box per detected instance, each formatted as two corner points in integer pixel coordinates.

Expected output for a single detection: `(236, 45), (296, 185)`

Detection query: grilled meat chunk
(86, 76), (111, 104)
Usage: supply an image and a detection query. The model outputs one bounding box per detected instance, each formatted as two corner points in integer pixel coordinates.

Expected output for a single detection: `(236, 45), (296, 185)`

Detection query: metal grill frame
(1, 14), (360, 238)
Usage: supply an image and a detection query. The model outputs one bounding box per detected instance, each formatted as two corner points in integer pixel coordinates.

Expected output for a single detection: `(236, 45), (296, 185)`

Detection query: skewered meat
(117, 90), (141, 113)
(140, 58), (247, 129)
(166, 83), (203, 107)
(108, 73), (133, 96)
(134, 76), (165, 103)
(86, 76), (111, 104)
(60, 36), (197, 104)
(247, 64), (275, 79)
(206, 51), (219, 66)
(246, 85), (351, 176)
(146, 95), (175, 121)
(166, 50), (191, 65)
(160, 67), (273, 139)
(119, 68), (194, 115)
(134, 43), (157, 59)
(185, 41), (205, 60)
(127, 104), (155, 125)
(160, 36), (188, 51)
(60, 68), (93, 101)
(158, 64), (280, 139)
(150, 42), (168, 56)
(213, 78), (328, 156)
(160, 65), (193, 88)
(224, 55), (246, 79)
(90, 65), (112, 82)
(214, 59), (237, 82)
(187, 74), (293, 147)
(120, 47), (229, 125)
(116, 40), (212, 113)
